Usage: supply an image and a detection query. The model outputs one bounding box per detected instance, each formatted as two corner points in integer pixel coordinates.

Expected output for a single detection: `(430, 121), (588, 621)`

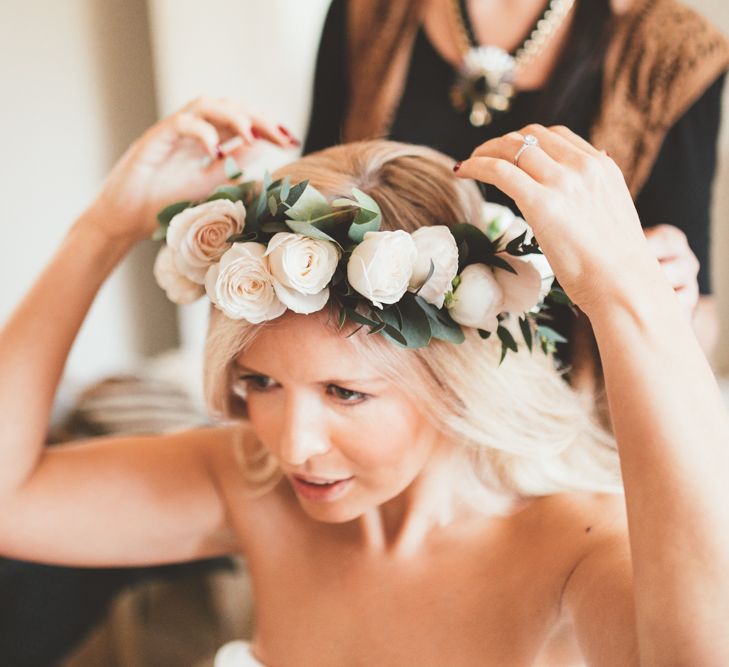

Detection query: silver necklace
(450, 0), (577, 126)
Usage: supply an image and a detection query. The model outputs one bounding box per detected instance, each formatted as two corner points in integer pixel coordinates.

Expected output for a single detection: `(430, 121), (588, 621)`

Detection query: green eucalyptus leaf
(344, 309), (380, 328)
(497, 324), (519, 352)
(280, 177), (291, 203)
(505, 230), (528, 255)
(413, 295), (465, 344)
(206, 191), (239, 203)
(157, 200), (191, 226)
(478, 329), (492, 340)
(519, 316), (533, 352)
(285, 183), (331, 221)
(261, 221), (288, 234)
(284, 179), (309, 208)
(152, 226), (168, 241)
(381, 324), (408, 346)
(268, 195), (278, 217)
(337, 307), (347, 330)
(379, 297), (431, 349)
(451, 223), (496, 269)
(285, 219), (339, 244)
(367, 321), (387, 335)
(536, 324), (567, 344)
(488, 254), (518, 275)
(348, 207), (380, 243)
(345, 324), (365, 338)
(224, 156), (242, 180)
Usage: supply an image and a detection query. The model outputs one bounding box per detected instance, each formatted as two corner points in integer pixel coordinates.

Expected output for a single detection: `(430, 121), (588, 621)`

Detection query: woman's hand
(454, 124), (659, 314)
(643, 224), (700, 317)
(86, 97), (298, 243)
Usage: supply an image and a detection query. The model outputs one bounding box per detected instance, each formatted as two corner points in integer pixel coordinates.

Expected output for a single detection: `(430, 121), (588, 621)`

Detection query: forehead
(236, 311), (385, 381)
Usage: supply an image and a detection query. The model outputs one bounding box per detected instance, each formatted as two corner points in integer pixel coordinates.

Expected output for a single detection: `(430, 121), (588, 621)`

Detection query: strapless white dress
(214, 640), (266, 667)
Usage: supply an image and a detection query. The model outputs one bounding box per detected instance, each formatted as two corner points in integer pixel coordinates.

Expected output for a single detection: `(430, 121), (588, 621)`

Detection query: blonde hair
(204, 141), (622, 500)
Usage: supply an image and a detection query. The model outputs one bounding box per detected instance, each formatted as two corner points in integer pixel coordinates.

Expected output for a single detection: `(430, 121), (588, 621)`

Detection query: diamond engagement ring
(514, 134), (539, 167)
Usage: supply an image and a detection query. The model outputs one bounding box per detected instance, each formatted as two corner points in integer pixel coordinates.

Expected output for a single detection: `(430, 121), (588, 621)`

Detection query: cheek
(245, 394), (284, 448)
(342, 401), (434, 473)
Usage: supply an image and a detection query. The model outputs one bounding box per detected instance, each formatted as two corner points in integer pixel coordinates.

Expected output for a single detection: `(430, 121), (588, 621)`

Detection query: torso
(214, 439), (626, 667)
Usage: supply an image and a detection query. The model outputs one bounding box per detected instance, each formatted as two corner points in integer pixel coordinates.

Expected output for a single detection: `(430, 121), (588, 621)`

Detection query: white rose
(478, 202), (534, 249)
(408, 226), (459, 309)
(447, 263), (504, 332)
(205, 243), (286, 323)
(265, 232), (340, 314)
(493, 254), (543, 314)
(347, 230), (417, 308)
(523, 253), (555, 307)
(153, 245), (205, 304)
(167, 199), (246, 284)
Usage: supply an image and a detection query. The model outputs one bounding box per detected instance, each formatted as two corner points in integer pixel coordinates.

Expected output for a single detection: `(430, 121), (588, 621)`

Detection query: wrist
(69, 207), (139, 269)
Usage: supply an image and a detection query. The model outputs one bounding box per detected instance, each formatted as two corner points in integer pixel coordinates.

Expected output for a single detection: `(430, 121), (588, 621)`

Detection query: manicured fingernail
(277, 125), (300, 146)
(453, 161), (462, 172)
(251, 127), (262, 139)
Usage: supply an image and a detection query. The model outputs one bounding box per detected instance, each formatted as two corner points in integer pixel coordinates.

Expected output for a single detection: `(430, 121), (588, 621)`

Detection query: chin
(296, 496), (367, 524)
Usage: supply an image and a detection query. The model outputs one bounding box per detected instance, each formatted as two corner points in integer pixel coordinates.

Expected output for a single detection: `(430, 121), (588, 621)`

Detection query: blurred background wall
(0, 0), (727, 415)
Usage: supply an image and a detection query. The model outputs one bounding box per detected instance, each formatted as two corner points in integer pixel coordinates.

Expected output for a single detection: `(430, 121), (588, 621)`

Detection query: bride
(1, 97), (727, 666)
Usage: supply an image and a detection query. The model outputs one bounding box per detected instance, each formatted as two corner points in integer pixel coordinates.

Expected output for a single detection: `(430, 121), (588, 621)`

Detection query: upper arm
(0, 425), (242, 568)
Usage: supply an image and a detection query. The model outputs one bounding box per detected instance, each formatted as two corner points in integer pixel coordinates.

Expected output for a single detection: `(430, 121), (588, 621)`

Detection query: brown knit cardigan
(340, 0), (729, 414)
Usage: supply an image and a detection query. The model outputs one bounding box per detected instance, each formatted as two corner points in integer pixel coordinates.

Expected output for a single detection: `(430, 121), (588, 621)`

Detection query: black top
(305, 0), (726, 298)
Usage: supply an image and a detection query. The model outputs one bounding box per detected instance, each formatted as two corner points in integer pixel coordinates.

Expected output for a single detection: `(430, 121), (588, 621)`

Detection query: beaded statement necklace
(450, 0), (576, 126)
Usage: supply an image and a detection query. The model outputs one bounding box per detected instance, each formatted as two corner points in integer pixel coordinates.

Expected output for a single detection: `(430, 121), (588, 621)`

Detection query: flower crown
(153, 159), (570, 361)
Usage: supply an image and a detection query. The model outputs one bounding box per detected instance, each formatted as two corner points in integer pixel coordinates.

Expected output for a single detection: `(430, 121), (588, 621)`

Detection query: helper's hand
(86, 97), (298, 243)
(644, 224), (700, 318)
(454, 124), (660, 315)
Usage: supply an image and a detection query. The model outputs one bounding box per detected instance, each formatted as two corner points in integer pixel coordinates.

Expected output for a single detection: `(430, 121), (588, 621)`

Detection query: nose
(277, 392), (331, 466)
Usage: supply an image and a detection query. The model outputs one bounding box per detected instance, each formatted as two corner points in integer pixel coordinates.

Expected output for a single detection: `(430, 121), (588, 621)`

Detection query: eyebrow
(234, 364), (384, 386)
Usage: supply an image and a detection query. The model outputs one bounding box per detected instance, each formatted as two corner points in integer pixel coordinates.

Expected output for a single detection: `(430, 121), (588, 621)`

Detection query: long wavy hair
(204, 140), (621, 501)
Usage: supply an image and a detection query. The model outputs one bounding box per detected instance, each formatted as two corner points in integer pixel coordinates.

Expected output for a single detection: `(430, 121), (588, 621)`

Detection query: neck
(353, 445), (517, 557)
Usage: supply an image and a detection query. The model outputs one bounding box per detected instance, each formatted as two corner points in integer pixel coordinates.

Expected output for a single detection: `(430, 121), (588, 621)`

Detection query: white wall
(0, 0), (176, 412)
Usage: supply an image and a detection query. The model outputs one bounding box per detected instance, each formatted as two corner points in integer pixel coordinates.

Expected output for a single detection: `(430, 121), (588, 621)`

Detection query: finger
(172, 112), (220, 157)
(517, 124), (605, 175)
(250, 117), (299, 148)
(186, 97), (258, 144)
(658, 257), (699, 289)
(454, 155), (546, 213)
(548, 125), (603, 157)
(471, 131), (563, 184)
(644, 224), (689, 260)
(675, 284), (699, 314)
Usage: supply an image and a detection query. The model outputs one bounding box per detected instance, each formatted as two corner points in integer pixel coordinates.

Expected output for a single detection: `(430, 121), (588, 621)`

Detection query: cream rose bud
(479, 202), (534, 248)
(167, 199), (246, 284)
(447, 264), (504, 332)
(347, 230), (417, 308)
(408, 226), (459, 308)
(265, 232), (339, 314)
(523, 253), (555, 305)
(205, 242), (286, 323)
(153, 245), (205, 304)
(494, 254), (543, 314)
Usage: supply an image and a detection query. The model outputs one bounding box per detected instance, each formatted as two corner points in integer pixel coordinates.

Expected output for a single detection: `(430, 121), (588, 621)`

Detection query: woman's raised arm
(0, 99), (295, 566)
(455, 125), (729, 665)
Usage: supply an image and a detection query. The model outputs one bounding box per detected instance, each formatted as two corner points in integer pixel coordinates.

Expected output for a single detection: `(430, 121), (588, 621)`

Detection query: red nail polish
(214, 144), (224, 159)
(251, 127), (262, 139)
(453, 161), (462, 172)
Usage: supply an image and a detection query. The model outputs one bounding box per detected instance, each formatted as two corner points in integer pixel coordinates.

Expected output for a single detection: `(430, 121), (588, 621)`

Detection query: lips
(289, 474), (354, 502)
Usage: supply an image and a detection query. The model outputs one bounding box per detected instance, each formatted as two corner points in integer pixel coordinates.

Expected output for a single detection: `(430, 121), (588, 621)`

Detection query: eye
(326, 384), (369, 404)
(238, 374), (278, 393)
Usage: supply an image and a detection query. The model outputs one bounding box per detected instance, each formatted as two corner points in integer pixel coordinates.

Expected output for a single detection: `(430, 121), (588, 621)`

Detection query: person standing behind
(304, 0), (728, 392)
